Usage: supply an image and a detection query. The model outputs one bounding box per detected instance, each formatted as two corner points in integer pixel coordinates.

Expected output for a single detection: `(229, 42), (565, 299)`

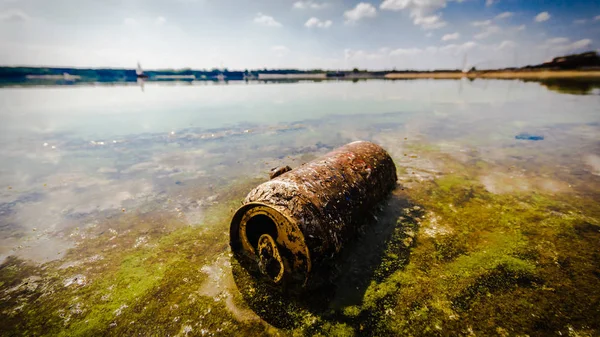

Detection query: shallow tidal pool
(1, 78), (599, 336)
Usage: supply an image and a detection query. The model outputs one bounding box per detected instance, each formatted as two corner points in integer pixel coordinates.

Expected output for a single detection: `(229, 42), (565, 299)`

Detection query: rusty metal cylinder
(230, 141), (397, 290)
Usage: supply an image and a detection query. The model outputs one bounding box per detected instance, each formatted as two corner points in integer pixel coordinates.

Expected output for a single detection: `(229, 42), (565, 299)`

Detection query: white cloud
(439, 41), (477, 55)
(414, 14), (446, 29)
(293, 1), (329, 9)
(534, 12), (550, 23)
(595, 15), (600, 21)
(485, 0), (498, 6)
(426, 32), (433, 37)
(515, 24), (526, 31)
(343, 49), (355, 60)
(124, 18), (138, 26)
(495, 12), (513, 19)
(271, 45), (290, 57)
(389, 47), (422, 56)
(569, 39), (592, 50)
(0, 9), (30, 22)
(380, 0), (448, 12)
(472, 20), (491, 27)
(496, 40), (516, 50)
(344, 41), (479, 67)
(254, 13), (282, 27)
(155, 16), (166, 25)
(346, 46), (428, 61)
(379, 0), (453, 29)
(305, 17), (332, 28)
(441, 32), (460, 41)
(539, 38), (593, 55)
(344, 2), (377, 23)
(344, 48), (385, 60)
(474, 25), (501, 39)
(547, 37), (569, 45)
(573, 19), (587, 24)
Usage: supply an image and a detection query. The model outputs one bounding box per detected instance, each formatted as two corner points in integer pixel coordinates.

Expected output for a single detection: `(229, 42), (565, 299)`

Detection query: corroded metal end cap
(230, 203), (311, 287)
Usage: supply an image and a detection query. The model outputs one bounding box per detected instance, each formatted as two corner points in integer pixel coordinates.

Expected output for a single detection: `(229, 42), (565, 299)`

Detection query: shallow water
(1, 79), (599, 336)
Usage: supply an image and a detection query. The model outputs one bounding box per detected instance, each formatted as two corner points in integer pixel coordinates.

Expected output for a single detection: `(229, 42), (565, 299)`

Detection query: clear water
(1, 79), (599, 335)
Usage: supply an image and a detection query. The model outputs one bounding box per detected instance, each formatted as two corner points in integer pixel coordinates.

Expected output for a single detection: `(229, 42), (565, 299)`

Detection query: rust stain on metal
(230, 141), (397, 290)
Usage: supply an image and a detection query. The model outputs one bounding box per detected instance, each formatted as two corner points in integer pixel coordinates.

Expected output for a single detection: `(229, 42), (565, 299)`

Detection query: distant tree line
(1, 51), (597, 84)
(0, 67), (338, 83)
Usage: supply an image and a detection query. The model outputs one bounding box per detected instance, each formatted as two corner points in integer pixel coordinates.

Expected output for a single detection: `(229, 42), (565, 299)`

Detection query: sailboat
(136, 62), (149, 79)
(214, 62), (227, 82)
(461, 54), (471, 74)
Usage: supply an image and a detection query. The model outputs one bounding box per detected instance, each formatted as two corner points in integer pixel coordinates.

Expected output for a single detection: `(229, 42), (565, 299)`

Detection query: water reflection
(527, 78), (600, 95)
(1, 78), (599, 263)
(0, 83), (596, 243)
(4, 76), (600, 93)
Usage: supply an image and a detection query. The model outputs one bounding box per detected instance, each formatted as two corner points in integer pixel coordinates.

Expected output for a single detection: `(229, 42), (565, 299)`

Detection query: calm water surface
(1, 79), (599, 336)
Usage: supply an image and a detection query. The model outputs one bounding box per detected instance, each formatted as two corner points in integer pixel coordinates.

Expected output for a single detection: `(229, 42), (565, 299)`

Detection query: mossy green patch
(0, 177), (267, 336)
(358, 161), (600, 335)
(2, 148), (600, 336)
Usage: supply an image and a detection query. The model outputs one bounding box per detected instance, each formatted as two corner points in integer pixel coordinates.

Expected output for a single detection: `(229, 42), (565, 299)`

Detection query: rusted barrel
(230, 141), (397, 290)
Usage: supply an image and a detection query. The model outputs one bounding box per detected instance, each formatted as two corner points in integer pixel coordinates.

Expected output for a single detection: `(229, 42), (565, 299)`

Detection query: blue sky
(0, 0), (599, 70)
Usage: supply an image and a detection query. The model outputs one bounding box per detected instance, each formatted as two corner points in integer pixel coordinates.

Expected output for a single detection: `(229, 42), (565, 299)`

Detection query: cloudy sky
(0, 0), (599, 70)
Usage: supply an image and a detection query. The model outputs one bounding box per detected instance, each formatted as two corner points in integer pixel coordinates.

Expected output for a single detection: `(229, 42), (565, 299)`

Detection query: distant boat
(136, 62), (149, 79)
(243, 73), (257, 81)
(461, 54), (470, 74)
(63, 73), (78, 82)
(215, 73), (226, 82)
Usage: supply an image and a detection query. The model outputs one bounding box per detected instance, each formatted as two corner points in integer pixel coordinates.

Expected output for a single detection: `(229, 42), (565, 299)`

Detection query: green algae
(355, 151), (600, 336)
(1, 148), (600, 336)
(311, 322), (354, 337)
(0, 178), (265, 336)
(58, 251), (167, 336)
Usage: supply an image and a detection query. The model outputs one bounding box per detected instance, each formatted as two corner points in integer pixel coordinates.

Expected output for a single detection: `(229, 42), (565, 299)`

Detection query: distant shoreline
(384, 70), (600, 80)
(2, 68), (600, 86)
(1, 70), (600, 88)
(2, 50), (600, 84)
(3, 53), (600, 86)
